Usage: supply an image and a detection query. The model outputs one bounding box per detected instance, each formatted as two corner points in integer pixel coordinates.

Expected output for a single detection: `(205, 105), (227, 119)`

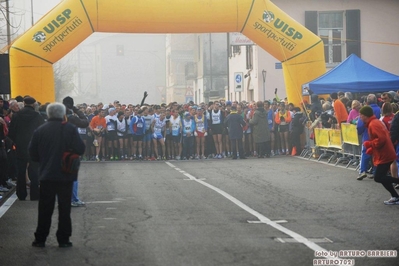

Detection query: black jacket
(29, 118), (85, 181)
(390, 112), (399, 144)
(224, 112), (246, 140)
(66, 107), (89, 128)
(8, 106), (45, 159)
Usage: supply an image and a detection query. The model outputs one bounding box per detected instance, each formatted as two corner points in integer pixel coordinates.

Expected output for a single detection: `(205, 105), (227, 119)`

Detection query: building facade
(229, 0), (399, 103)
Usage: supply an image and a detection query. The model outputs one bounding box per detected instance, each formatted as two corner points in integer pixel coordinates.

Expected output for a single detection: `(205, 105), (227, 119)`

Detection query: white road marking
(86, 201), (121, 204)
(0, 193), (17, 218)
(248, 220), (288, 224)
(166, 162), (340, 261)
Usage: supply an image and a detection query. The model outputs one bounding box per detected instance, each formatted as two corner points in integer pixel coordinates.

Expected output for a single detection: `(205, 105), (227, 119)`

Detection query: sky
(2, 0), (166, 104)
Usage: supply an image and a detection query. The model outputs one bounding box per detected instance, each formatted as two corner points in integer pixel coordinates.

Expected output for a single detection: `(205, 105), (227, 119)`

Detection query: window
(246, 45), (253, 70)
(319, 12), (344, 65)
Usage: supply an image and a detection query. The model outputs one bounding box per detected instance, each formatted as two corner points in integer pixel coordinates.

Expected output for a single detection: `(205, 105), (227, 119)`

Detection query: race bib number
(78, 128), (87, 134)
(137, 123), (143, 128)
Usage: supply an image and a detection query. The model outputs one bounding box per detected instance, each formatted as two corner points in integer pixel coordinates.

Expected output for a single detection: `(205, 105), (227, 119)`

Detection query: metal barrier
(301, 123), (361, 170)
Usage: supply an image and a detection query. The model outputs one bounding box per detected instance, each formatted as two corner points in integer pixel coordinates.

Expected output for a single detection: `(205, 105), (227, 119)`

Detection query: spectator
(249, 101), (270, 158)
(224, 106), (246, 159)
(330, 92), (348, 125)
(29, 102), (85, 247)
(8, 97), (45, 201)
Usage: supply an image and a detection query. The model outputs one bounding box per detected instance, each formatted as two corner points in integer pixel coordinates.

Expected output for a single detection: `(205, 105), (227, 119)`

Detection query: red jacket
(366, 116), (397, 165)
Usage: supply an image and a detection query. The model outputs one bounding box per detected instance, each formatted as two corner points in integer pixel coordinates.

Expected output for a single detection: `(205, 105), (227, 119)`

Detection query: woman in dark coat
(249, 101), (271, 157)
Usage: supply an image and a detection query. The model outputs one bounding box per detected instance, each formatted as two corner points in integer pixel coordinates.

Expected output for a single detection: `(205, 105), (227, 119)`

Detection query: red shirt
(381, 113), (394, 130)
(366, 116), (397, 165)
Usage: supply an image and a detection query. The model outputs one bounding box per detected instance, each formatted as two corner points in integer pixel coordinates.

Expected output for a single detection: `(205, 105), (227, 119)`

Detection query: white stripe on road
(0, 193), (18, 218)
(166, 162), (339, 261)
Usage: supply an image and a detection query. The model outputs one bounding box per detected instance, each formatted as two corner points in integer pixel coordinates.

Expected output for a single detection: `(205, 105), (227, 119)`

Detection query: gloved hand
(204, 132), (208, 137)
(366, 147), (373, 155)
(153, 133), (157, 139)
(363, 140), (372, 149)
(194, 131), (198, 137)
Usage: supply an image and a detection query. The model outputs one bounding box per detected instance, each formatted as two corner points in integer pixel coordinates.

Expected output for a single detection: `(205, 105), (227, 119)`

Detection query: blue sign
(235, 74), (242, 83)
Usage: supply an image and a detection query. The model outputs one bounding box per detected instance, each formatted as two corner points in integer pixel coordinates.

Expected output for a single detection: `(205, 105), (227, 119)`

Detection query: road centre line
(165, 161), (340, 261)
(0, 193), (17, 218)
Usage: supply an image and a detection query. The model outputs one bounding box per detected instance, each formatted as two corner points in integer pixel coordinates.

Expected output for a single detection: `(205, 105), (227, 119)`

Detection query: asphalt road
(0, 157), (398, 266)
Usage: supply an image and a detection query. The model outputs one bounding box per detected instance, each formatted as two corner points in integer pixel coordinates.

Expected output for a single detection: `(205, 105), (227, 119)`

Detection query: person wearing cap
(8, 96), (45, 200)
(359, 105), (399, 205)
(62, 96), (89, 207)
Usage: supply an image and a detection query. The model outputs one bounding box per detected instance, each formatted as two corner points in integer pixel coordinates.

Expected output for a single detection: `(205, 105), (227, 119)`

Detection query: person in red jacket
(359, 106), (399, 205)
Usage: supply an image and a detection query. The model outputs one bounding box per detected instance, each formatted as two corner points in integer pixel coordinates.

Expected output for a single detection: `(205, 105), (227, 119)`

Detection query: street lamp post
(262, 69), (267, 101)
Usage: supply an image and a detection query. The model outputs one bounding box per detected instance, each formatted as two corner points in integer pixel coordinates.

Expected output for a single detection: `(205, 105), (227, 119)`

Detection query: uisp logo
(32, 31), (46, 43)
(263, 11), (275, 23)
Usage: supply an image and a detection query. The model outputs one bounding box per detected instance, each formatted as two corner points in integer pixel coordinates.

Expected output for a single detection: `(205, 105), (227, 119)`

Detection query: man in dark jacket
(8, 97), (45, 200)
(249, 101), (271, 158)
(224, 106), (246, 159)
(63, 96), (89, 207)
(29, 102), (85, 247)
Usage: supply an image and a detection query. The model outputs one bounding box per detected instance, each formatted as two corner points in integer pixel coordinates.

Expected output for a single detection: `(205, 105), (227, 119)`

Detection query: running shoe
(71, 200), (86, 207)
(357, 172), (367, 180)
(96, 157), (100, 162)
(383, 197), (399, 205)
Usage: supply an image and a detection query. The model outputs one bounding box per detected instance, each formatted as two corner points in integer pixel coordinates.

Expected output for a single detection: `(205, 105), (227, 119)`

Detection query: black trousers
(256, 141), (271, 157)
(231, 139), (245, 159)
(182, 136), (194, 158)
(16, 158), (39, 200)
(374, 162), (399, 198)
(34, 180), (73, 244)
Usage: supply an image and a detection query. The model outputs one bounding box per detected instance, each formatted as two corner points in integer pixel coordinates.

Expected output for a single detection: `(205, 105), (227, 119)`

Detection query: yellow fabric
(10, 0), (325, 104)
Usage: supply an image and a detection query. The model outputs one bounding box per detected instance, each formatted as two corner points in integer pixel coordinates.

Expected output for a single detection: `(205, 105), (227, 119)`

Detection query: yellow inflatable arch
(10, 0), (325, 105)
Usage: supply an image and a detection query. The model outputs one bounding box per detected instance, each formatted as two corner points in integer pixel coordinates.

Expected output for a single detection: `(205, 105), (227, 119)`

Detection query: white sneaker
(357, 172), (367, 180)
(0, 186), (10, 192)
(384, 197), (399, 205)
(7, 179), (16, 187)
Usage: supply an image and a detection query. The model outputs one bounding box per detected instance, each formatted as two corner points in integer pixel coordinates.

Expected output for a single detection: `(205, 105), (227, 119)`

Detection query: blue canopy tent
(303, 54), (399, 95)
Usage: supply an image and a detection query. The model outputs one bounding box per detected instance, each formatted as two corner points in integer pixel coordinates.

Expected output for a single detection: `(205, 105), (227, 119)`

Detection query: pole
(262, 70), (267, 101)
(31, 0), (34, 26)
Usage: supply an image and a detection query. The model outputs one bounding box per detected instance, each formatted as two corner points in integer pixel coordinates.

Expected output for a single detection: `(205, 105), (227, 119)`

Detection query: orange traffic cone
(291, 146), (297, 156)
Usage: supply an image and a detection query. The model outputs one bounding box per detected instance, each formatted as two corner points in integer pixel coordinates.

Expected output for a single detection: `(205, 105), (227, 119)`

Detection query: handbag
(60, 123), (80, 174)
